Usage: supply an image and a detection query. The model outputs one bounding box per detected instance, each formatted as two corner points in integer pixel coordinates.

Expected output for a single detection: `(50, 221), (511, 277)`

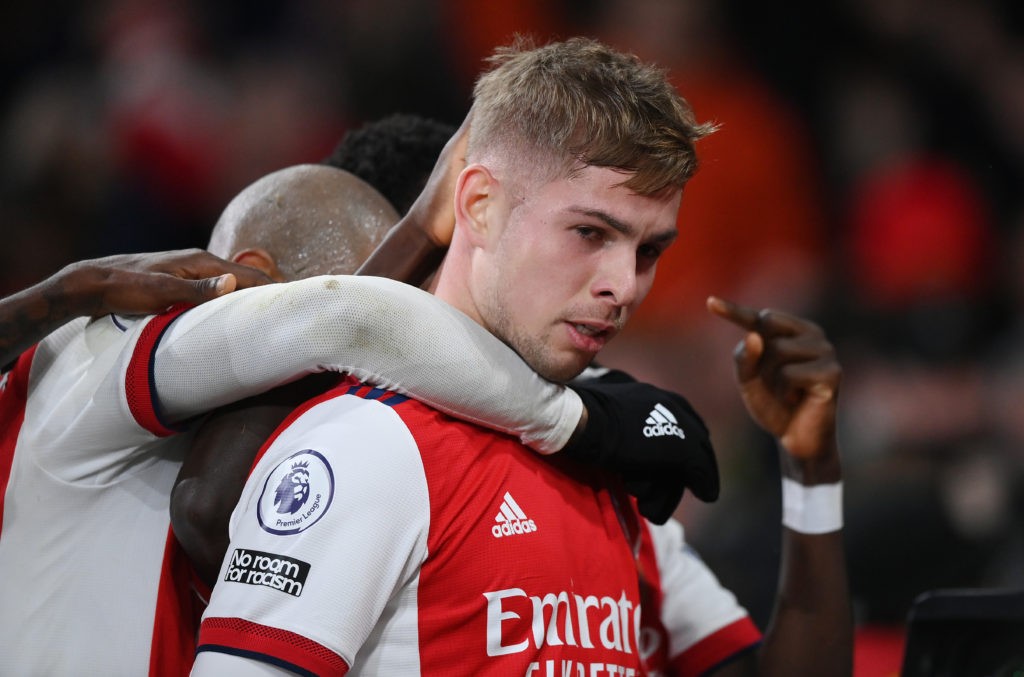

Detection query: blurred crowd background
(1, 0), (1021, 672)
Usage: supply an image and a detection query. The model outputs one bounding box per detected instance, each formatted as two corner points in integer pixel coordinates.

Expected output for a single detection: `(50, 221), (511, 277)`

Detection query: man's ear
(231, 248), (285, 282)
(454, 164), (499, 248)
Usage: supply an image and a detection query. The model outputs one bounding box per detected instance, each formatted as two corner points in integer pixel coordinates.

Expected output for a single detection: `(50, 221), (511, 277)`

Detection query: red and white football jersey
(0, 275), (582, 675)
(197, 381), (760, 676)
(0, 310), (199, 676)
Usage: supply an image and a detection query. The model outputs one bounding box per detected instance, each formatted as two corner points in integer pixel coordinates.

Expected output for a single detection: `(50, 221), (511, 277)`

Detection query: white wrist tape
(781, 478), (843, 534)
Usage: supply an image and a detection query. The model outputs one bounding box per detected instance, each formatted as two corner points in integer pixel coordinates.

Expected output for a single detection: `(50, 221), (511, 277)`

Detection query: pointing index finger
(706, 296), (760, 331)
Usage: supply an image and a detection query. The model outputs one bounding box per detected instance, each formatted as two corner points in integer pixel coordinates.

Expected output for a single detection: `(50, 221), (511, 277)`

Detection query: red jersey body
(198, 382), (760, 676)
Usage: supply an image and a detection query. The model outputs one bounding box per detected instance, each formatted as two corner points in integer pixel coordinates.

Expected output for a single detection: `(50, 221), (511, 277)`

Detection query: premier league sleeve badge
(257, 449), (335, 535)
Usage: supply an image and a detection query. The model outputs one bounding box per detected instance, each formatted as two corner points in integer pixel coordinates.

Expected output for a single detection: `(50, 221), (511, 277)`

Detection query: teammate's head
(467, 36), (714, 196)
(207, 165), (399, 281)
(325, 113), (457, 216)
(435, 37), (709, 383)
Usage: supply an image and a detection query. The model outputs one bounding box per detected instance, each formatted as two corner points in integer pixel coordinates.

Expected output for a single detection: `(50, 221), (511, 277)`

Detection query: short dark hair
(324, 114), (456, 215)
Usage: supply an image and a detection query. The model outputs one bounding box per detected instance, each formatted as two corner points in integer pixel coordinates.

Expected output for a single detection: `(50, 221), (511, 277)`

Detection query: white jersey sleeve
(153, 275), (580, 453)
(197, 391), (428, 675)
(19, 312), (188, 483)
(647, 519), (760, 664)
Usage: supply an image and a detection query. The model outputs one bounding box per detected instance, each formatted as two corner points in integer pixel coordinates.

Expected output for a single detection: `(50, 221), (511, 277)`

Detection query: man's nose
(592, 250), (638, 307)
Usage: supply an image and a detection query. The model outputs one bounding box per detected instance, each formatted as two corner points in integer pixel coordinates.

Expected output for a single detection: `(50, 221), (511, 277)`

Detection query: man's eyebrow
(571, 207), (635, 236)
(570, 207), (677, 244)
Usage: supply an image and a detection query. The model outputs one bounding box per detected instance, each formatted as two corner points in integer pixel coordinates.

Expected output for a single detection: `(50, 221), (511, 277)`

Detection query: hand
(355, 117), (470, 285)
(565, 370), (719, 524)
(707, 296), (841, 463)
(404, 114), (470, 248)
(69, 249), (274, 317)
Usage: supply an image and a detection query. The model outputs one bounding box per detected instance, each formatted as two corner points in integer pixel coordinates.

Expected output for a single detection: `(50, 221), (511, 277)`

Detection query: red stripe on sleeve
(672, 616), (762, 676)
(0, 346), (37, 535)
(198, 617), (349, 677)
(125, 306), (192, 437)
(149, 528), (204, 677)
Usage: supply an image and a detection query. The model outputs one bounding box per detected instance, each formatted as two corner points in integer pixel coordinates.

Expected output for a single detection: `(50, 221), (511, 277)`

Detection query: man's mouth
(565, 319), (618, 352)
(572, 323), (606, 337)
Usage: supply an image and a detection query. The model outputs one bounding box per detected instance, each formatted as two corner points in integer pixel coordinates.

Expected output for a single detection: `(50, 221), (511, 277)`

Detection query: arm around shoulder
(152, 275), (582, 453)
(1, 250), (271, 368)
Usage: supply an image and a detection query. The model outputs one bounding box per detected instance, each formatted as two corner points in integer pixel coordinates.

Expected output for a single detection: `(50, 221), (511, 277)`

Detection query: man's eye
(638, 244), (663, 261)
(575, 226), (601, 240)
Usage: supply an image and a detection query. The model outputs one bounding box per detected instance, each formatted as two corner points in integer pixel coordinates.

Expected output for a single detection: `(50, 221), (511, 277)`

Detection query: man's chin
(535, 356), (593, 384)
(508, 334), (594, 383)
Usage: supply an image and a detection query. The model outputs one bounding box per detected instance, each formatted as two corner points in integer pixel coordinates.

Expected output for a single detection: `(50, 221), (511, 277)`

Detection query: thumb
(191, 273), (237, 300)
(733, 332), (764, 384)
(153, 274), (236, 307)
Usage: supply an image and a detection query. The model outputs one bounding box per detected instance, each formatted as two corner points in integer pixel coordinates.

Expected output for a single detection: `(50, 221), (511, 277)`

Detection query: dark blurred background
(2, 1), (1021, 673)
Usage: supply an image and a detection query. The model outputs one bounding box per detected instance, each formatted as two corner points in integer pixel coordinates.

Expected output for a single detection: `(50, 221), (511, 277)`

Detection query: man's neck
(428, 242), (485, 329)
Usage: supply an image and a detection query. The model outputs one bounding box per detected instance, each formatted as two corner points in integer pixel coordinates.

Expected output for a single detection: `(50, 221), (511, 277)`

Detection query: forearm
(0, 263), (96, 367)
(758, 532), (851, 675)
(706, 298), (852, 675)
(153, 275), (581, 452)
(354, 217), (447, 287)
(2, 250), (271, 368)
(756, 450), (853, 677)
(355, 113), (464, 287)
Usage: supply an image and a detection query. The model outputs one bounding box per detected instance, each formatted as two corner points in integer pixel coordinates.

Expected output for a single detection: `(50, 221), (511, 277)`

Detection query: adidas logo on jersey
(491, 491), (537, 538)
(643, 403), (686, 439)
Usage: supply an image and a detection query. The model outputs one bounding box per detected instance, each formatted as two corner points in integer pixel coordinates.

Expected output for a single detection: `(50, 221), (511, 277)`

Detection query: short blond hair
(469, 36), (715, 195)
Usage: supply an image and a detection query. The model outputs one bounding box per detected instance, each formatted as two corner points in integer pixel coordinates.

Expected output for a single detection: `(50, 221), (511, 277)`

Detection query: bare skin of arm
(354, 116), (467, 286)
(0, 249), (272, 368)
(171, 374), (338, 586)
(706, 297), (852, 677)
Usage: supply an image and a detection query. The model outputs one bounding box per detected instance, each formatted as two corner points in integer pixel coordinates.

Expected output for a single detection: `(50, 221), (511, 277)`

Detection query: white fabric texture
(154, 275), (581, 453)
(0, 314), (187, 674)
(647, 519), (751, 659)
(202, 394), (430, 675)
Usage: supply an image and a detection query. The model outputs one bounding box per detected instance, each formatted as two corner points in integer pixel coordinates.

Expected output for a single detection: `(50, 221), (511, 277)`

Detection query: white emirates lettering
(484, 587), (640, 658)
(524, 661), (637, 676)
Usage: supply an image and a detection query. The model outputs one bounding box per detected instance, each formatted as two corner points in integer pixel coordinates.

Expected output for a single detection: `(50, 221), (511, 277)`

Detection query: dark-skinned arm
(0, 249), (272, 368)
(171, 374), (337, 587)
(354, 116), (467, 287)
(705, 297), (852, 677)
